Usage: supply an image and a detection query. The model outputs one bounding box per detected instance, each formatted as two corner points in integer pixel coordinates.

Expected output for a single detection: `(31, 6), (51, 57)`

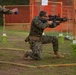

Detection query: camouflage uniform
(0, 5), (12, 14)
(25, 16), (59, 60)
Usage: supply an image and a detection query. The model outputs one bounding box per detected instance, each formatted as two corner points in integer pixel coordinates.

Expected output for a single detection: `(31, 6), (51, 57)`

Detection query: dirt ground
(0, 31), (76, 75)
(0, 49), (37, 75)
(0, 45), (76, 75)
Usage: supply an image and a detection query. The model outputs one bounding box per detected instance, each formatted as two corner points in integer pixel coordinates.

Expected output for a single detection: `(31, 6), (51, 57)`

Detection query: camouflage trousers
(27, 35), (58, 60)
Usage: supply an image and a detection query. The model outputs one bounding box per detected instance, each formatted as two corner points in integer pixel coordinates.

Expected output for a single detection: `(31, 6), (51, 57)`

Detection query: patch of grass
(18, 66), (76, 75)
(0, 63), (76, 75)
(6, 30), (29, 36)
(0, 50), (20, 61)
(0, 26), (3, 31)
(0, 64), (13, 70)
(0, 26), (76, 75)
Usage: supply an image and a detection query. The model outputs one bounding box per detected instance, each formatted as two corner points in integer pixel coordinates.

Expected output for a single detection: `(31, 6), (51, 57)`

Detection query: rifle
(48, 14), (72, 27)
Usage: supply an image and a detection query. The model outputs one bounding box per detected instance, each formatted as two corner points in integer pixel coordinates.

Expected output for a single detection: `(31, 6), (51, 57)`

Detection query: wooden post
(30, 0), (42, 20)
(35, 0), (42, 13)
(73, 0), (76, 39)
(3, 6), (5, 32)
(35, 0), (41, 2)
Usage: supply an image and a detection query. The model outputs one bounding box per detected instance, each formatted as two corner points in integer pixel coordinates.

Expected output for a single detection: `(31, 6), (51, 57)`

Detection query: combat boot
(53, 52), (65, 58)
(24, 51), (29, 58)
(23, 51), (32, 60)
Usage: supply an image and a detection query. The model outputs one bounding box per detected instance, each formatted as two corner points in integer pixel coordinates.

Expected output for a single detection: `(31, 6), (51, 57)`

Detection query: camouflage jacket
(29, 16), (50, 37)
(0, 5), (12, 14)
(25, 16), (60, 42)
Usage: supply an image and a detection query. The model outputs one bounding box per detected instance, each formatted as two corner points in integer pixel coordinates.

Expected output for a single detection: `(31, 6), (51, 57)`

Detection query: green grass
(0, 64), (76, 75)
(0, 26), (3, 31)
(0, 26), (76, 75)
(18, 66), (76, 75)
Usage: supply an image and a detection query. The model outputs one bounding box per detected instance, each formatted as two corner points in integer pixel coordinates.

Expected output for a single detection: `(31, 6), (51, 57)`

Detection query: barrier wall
(4, 2), (73, 32)
(4, 5), (30, 30)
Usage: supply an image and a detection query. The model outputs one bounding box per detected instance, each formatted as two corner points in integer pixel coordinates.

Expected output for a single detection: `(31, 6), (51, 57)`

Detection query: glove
(12, 8), (18, 14)
(14, 11), (18, 14)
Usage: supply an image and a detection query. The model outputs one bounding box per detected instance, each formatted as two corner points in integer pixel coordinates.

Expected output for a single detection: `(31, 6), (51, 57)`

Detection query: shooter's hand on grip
(47, 20), (53, 25)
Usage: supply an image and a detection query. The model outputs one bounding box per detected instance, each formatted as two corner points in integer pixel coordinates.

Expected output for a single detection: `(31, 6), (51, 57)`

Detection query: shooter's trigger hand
(47, 21), (53, 25)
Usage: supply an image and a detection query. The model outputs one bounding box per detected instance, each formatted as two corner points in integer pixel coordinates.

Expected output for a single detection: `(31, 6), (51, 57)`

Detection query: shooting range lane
(0, 48), (76, 68)
(0, 60), (76, 68)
